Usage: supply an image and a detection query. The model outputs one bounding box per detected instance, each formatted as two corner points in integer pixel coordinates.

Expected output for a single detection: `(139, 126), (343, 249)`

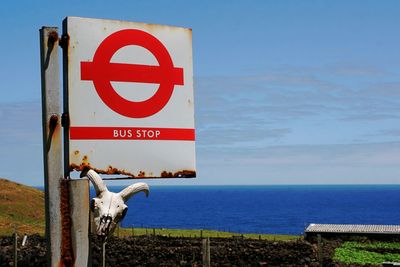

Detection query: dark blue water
(32, 185), (393, 235)
(86, 185), (399, 235)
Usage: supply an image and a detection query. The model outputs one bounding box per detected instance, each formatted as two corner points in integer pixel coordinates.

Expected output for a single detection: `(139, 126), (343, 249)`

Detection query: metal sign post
(41, 27), (90, 267)
(40, 27), (63, 266)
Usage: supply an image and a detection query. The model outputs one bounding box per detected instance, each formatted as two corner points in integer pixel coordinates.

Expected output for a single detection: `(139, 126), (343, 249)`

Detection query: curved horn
(84, 169), (108, 196)
(119, 182), (149, 202)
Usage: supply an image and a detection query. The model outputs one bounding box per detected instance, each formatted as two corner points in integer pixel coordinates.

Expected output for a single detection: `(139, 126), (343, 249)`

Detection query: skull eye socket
(121, 207), (128, 220)
(90, 199), (96, 212)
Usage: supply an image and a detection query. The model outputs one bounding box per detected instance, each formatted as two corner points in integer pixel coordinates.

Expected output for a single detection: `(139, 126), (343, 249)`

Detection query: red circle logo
(81, 29), (184, 118)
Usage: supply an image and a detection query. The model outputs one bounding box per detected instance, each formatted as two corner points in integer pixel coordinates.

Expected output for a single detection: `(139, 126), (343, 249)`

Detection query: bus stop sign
(64, 17), (195, 178)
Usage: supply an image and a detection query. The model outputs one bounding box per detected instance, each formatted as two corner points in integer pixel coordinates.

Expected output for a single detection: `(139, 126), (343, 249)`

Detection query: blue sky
(1, 0), (400, 185)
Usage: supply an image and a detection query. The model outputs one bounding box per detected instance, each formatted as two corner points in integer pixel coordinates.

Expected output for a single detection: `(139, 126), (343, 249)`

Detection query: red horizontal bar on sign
(81, 62), (184, 85)
(70, 127), (195, 141)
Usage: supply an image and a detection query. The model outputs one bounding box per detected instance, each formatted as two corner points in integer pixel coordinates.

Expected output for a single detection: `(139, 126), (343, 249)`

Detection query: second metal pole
(102, 241), (106, 267)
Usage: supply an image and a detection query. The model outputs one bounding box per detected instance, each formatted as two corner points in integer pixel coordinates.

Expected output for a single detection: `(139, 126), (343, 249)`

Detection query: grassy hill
(0, 178), (45, 235)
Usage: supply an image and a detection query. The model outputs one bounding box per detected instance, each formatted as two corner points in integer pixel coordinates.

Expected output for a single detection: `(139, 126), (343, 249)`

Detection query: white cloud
(192, 64), (400, 184)
(0, 101), (43, 185)
(0, 101), (42, 145)
(197, 142), (400, 184)
(195, 64), (400, 145)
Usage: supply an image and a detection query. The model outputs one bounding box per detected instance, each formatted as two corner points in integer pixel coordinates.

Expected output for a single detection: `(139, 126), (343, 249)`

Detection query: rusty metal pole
(41, 26), (91, 267)
(69, 179), (90, 267)
(40, 27), (63, 267)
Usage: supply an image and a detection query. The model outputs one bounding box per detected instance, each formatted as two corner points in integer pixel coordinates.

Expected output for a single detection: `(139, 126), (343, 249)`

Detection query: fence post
(317, 234), (322, 267)
(22, 234), (28, 247)
(13, 225), (18, 267)
(202, 237), (211, 267)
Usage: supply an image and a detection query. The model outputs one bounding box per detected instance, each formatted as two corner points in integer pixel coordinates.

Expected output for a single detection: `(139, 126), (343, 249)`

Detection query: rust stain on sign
(161, 170), (196, 178)
(70, 162), (137, 178)
(69, 151), (196, 178)
(70, 160), (196, 178)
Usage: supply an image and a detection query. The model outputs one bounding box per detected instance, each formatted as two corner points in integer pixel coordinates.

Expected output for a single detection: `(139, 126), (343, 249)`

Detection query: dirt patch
(0, 234), (359, 266)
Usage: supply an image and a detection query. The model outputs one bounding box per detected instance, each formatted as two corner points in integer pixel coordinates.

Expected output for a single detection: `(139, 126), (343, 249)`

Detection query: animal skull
(81, 169), (149, 238)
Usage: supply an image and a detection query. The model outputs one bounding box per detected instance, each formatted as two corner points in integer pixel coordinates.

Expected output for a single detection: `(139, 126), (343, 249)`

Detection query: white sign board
(64, 17), (195, 178)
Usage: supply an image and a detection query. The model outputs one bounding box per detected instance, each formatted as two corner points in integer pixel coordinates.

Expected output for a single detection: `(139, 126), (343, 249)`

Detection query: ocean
(92, 185), (400, 235)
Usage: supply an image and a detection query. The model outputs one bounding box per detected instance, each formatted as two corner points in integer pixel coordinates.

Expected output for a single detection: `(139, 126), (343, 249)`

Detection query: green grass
(334, 241), (400, 266)
(0, 178), (45, 235)
(340, 241), (400, 250)
(115, 227), (299, 241)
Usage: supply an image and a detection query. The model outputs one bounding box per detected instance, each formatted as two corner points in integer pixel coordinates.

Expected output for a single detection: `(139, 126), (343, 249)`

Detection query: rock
(0, 235), (322, 266)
